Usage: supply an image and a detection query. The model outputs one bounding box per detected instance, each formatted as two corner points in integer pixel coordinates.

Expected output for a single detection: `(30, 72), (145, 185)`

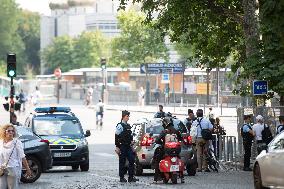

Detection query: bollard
(229, 137), (233, 162)
(233, 137), (237, 170)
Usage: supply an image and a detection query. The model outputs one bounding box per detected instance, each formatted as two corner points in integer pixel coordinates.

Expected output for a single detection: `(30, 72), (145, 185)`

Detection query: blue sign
(140, 63), (185, 74)
(140, 64), (146, 74)
(253, 80), (268, 95)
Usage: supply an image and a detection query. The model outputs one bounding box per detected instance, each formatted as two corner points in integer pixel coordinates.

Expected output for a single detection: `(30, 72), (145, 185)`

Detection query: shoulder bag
(0, 141), (17, 177)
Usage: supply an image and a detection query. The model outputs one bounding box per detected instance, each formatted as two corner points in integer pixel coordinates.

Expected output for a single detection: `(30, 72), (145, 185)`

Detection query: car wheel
(21, 156), (42, 183)
(72, 165), (79, 171)
(80, 161), (89, 172)
(254, 163), (269, 189)
(186, 163), (197, 176)
(134, 159), (143, 176)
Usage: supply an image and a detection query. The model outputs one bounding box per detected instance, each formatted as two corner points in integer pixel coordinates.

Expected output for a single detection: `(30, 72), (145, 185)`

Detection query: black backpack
(261, 124), (273, 144)
(198, 118), (212, 140)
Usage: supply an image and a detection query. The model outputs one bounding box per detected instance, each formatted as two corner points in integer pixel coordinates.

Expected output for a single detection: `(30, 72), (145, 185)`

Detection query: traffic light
(101, 58), (106, 69)
(7, 53), (16, 77)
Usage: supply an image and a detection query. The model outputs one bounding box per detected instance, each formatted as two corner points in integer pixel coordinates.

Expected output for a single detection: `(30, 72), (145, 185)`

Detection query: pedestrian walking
(276, 115), (284, 135)
(18, 90), (27, 112)
(31, 86), (41, 106)
(192, 109), (213, 172)
(138, 87), (145, 106)
(241, 115), (255, 171)
(115, 110), (138, 183)
(164, 85), (170, 105)
(183, 109), (196, 133)
(0, 124), (32, 189)
(95, 99), (104, 130)
(154, 86), (161, 104)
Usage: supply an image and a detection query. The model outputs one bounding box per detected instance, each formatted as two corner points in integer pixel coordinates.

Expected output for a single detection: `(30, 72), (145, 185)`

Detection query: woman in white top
(0, 124), (32, 189)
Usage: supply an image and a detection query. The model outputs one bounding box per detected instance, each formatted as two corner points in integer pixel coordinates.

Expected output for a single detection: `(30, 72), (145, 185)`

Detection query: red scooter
(159, 141), (185, 184)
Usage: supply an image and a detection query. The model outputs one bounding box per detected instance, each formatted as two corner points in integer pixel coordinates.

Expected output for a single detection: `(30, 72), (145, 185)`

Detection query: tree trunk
(242, 0), (259, 58)
(280, 95), (284, 115)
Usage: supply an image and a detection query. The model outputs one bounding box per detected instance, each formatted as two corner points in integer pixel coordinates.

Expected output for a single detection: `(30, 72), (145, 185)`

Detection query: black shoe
(204, 169), (210, 172)
(128, 177), (139, 182)
(181, 177), (185, 183)
(243, 167), (252, 171)
(197, 169), (202, 172)
(120, 177), (127, 182)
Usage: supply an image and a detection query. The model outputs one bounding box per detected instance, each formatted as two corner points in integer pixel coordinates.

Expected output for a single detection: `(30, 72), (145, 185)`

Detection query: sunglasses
(6, 130), (15, 133)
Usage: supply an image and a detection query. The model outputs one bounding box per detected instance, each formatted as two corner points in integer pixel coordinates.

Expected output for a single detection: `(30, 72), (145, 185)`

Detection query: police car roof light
(34, 107), (71, 113)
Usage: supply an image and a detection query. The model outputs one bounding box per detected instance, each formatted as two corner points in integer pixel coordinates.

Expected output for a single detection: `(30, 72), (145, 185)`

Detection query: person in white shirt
(0, 124), (32, 189)
(253, 115), (265, 144)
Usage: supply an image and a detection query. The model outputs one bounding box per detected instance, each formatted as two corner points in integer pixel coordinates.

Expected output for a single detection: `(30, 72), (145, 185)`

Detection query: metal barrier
(211, 134), (238, 170)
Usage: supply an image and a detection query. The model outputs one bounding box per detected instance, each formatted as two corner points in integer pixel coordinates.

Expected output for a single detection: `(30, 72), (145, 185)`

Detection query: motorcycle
(157, 141), (185, 184)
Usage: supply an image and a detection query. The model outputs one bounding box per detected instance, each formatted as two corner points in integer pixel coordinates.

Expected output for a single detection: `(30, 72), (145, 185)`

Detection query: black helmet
(162, 117), (172, 129)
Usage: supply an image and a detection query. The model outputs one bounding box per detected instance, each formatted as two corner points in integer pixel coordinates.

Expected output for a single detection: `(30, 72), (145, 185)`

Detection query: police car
(24, 107), (91, 171)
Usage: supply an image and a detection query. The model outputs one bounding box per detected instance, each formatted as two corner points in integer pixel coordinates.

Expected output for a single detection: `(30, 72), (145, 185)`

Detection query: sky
(16, 0), (51, 15)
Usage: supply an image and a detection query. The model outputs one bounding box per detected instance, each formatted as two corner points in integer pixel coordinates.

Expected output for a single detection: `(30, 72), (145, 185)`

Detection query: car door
(264, 132), (284, 186)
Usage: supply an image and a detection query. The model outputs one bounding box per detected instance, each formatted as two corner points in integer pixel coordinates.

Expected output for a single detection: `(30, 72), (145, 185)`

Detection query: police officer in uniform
(276, 115), (284, 135)
(241, 115), (255, 171)
(115, 110), (139, 182)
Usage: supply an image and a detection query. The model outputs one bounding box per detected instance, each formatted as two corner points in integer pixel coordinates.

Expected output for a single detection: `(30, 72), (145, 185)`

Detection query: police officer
(115, 110), (139, 182)
(183, 109), (196, 132)
(276, 115), (284, 135)
(241, 115), (255, 171)
(154, 105), (166, 118)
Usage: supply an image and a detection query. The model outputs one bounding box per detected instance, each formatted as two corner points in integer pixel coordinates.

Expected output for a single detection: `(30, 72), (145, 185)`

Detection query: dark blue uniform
(115, 121), (135, 180)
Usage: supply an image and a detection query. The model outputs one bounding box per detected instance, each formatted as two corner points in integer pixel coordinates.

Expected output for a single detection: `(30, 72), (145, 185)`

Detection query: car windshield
(33, 119), (83, 137)
(146, 119), (164, 134)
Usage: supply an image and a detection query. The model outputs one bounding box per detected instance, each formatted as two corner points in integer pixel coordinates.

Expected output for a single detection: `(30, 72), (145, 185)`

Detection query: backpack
(99, 105), (103, 113)
(198, 118), (212, 140)
(261, 124), (273, 144)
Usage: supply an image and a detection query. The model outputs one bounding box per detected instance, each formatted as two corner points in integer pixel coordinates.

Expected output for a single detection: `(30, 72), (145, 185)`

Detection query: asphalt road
(0, 104), (253, 189)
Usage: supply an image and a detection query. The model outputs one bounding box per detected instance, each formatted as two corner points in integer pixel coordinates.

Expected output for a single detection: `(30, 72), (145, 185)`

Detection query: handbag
(0, 141), (17, 177)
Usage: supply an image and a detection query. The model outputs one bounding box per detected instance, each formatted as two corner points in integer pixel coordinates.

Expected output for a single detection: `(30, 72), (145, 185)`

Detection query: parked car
(24, 107), (91, 171)
(131, 117), (197, 176)
(16, 126), (52, 183)
(253, 131), (284, 189)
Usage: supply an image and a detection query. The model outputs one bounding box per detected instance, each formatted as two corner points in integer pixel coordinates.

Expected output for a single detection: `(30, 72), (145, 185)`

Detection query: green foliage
(17, 10), (40, 74)
(260, 0), (284, 97)
(42, 31), (107, 73)
(0, 0), (19, 60)
(110, 10), (169, 67)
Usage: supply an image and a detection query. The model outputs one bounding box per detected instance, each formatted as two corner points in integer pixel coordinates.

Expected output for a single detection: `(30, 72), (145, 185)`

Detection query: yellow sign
(196, 83), (211, 94)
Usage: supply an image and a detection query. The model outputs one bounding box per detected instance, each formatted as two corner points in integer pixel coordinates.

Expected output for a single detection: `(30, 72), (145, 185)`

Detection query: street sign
(140, 63), (185, 74)
(161, 74), (170, 84)
(253, 80), (268, 95)
(54, 68), (62, 78)
(140, 63), (146, 74)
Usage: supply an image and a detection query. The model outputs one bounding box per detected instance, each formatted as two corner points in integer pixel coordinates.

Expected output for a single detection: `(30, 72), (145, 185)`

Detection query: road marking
(93, 152), (116, 157)
(90, 173), (169, 189)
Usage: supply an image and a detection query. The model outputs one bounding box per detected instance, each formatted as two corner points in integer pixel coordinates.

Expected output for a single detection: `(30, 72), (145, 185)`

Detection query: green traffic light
(8, 70), (15, 77)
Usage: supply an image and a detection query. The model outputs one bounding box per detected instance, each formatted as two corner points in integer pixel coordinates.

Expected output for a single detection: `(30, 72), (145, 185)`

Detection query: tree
(0, 0), (18, 58)
(73, 31), (108, 68)
(17, 10), (40, 74)
(260, 0), (284, 106)
(41, 36), (75, 73)
(42, 31), (108, 72)
(110, 10), (169, 67)
(119, 0), (284, 105)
